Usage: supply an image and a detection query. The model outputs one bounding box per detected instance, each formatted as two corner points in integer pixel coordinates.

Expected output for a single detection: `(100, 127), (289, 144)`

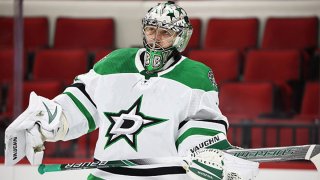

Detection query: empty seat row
(0, 48), (311, 85)
(1, 46), (318, 97)
(228, 119), (318, 148)
(0, 49), (112, 85)
(189, 48), (319, 113)
(2, 16), (317, 81)
(188, 16), (319, 58)
(0, 17), (48, 51)
(1, 16), (318, 54)
(222, 81), (319, 148)
(205, 16), (318, 50)
(190, 49), (302, 84)
(0, 17), (115, 52)
(219, 81), (320, 121)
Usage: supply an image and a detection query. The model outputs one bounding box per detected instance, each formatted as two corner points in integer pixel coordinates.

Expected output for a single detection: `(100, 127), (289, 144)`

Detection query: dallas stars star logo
(104, 96), (167, 151)
(167, 10), (176, 21)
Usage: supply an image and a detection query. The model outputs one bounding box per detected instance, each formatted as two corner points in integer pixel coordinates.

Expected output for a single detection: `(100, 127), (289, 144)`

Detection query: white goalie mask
(142, 1), (193, 73)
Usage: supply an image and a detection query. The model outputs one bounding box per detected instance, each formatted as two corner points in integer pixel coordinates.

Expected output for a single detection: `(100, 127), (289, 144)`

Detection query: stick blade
(309, 145), (320, 178)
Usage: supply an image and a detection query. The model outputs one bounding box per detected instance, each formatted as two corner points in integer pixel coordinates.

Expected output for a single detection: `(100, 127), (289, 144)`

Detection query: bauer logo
(64, 161), (109, 169)
(233, 149), (295, 159)
(12, 137), (18, 160)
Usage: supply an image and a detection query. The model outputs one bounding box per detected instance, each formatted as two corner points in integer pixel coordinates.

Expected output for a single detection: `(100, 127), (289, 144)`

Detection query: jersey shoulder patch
(93, 48), (140, 75)
(161, 58), (218, 92)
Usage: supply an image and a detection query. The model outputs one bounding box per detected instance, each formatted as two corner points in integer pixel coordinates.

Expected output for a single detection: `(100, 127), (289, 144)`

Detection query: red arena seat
(205, 18), (259, 51)
(297, 82), (320, 120)
(188, 49), (240, 84)
(243, 49), (301, 112)
(0, 16), (49, 51)
(53, 17), (115, 51)
(33, 49), (88, 85)
(219, 82), (275, 120)
(0, 49), (26, 84)
(243, 50), (301, 82)
(262, 16), (318, 51)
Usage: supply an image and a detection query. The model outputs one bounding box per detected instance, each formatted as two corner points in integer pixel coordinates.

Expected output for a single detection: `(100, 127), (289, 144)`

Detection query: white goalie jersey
(53, 48), (229, 179)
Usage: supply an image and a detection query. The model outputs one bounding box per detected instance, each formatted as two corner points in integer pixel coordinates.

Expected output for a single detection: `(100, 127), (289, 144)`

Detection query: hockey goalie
(5, 1), (259, 179)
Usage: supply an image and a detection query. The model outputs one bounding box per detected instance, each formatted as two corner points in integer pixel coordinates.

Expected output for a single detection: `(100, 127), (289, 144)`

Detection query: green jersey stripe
(63, 92), (96, 133)
(122, 160), (137, 166)
(176, 128), (222, 148)
(87, 173), (104, 180)
(193, 159), (223, 179)
(189, 167), (221, 180)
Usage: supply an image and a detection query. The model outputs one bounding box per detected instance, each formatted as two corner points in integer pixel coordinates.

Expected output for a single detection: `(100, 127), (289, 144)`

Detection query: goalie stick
(38, 144), (320, 175)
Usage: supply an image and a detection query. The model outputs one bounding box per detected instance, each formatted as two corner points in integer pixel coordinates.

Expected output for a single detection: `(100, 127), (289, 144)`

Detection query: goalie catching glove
(5, 92), (69, 165)
(184, 149), (259, 180)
